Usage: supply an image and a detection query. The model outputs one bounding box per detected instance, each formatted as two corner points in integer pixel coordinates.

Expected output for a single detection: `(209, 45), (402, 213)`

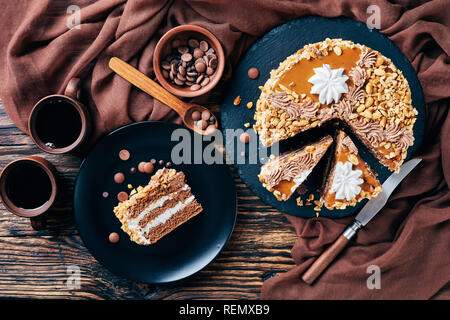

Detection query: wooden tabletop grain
(0, 99), (297, 300)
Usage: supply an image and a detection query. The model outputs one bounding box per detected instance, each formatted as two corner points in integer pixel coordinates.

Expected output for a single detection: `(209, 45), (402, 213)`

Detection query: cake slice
(321, 131), (382, 210)
(113, 168), (203, 245)
(258, 135), (333, 201)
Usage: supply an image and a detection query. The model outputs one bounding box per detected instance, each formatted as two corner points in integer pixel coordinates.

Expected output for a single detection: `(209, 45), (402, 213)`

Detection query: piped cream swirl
(264, 152), (313, 189)
(350, 118), (384, 147)
(385, 123), (415, 150)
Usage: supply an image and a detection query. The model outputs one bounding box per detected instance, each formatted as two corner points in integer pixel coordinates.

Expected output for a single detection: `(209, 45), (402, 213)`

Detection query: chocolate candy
(144, 162), (154, 174)
(248, 67), (260, 79)
(119, 149), (130, 161)
(114, 172), (125, 184)
(138, 162), (147, 173)
(196, 120), (208, 130)
(201, 110), (211, 121)
(117, 191), (129, 202)
(191, 110), (201, 121)
(240, 132), (250, 144)
(205, 124), (217, 135)
(199, 40), (209, 52)
(109, 232), (120, 244)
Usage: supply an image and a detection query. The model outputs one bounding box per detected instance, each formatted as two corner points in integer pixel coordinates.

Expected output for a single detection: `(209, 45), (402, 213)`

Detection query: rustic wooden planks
(0, 100), (297, 299)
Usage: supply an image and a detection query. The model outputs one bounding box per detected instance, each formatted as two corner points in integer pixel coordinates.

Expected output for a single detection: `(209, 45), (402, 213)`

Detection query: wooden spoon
(109, 57), (218, 135)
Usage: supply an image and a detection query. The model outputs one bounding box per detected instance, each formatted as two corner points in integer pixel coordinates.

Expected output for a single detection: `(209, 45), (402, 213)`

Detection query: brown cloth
(0, 0), (449, 299)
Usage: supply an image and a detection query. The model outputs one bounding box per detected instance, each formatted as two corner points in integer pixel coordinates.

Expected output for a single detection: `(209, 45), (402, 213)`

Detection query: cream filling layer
(291, 169), (312, 192)
(125, 184), (194, 244)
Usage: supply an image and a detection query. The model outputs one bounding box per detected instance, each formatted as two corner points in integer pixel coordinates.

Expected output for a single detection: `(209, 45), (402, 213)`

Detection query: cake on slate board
(251, 38), (418, 212)
(254, 38), (417, 173)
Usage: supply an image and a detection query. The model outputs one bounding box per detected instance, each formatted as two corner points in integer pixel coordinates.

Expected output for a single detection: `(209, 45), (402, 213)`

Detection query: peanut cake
(254, 38), (417, 172)
(321, 130), (382, 210)
(258, 136), (333, 201)
(113, 168), (203, 245)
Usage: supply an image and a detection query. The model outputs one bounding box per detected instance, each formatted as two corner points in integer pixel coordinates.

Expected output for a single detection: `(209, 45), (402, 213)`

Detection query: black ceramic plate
(221, 16), (425, 219)
(74, 121), (237, 284)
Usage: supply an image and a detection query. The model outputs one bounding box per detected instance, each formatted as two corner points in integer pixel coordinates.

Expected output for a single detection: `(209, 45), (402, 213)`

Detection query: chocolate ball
(248, 67), (260, 79)
(196, 120), (208, 130)
(119, 149), (130, 161)
(138, 162), (147, 173)
(144, 162), (154, 174)
(201, 110), (211, 121)
(114, 172), (125, 184)
(205, 124), (217, 135)
(109, 232), (120, 244)
(240, 132), (250, 144)
(192, 110), (201, 121)
(117, 191), (129, 202)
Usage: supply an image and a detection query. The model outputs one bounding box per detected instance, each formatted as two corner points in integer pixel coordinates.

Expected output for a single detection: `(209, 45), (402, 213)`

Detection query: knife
(301, 158), (422, 285)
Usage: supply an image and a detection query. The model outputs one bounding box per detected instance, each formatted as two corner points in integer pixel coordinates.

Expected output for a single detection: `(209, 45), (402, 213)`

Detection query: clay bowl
(153, 25), (225, 98)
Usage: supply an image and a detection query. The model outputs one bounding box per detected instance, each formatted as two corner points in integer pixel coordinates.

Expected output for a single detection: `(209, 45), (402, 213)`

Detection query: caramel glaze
(272, 179), (297, 200)
(277, 46), (362, 104)
(323, 146), (381, 209)
(269, 138), (333, 200)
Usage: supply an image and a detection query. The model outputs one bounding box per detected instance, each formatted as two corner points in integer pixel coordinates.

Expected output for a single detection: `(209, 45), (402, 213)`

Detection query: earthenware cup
(28, 78), (91, 154)
(0, 156), (59, 229)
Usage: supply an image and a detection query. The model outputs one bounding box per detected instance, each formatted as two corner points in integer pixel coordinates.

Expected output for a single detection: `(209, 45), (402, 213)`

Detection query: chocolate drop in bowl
(153, 25), (225, 98)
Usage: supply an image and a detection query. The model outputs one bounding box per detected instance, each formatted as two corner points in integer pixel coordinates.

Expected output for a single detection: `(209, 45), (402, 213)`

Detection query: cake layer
(254, 38), (417, 172)
(113, 168), (203, 245)
(259, 135), (333, 201)
(321, 130), (382, 210)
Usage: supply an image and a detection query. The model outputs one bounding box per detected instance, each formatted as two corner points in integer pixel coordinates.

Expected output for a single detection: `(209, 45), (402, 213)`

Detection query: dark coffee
(35, 98), (82, 149)
(5, 161), (52, 210)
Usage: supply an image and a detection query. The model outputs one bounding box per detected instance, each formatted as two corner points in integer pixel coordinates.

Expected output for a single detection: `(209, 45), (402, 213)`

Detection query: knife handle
(301, 221), (362, 285)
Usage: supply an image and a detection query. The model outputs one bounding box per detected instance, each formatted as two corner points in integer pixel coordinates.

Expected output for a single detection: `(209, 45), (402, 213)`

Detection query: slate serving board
(221, 16), (426, 219)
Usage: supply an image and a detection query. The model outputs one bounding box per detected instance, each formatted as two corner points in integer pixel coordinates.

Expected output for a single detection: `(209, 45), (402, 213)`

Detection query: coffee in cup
(28, 78), (91, 154)
(0, 156), (58, 222)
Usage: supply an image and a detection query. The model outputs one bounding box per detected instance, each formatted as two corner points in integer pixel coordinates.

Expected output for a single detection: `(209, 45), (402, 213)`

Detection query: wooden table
(0, 100), (297, 299)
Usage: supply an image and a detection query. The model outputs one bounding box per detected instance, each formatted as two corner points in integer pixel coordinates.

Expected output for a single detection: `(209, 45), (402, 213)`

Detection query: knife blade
(354, 158), (422, 227)
(301, 158), (422, 285)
